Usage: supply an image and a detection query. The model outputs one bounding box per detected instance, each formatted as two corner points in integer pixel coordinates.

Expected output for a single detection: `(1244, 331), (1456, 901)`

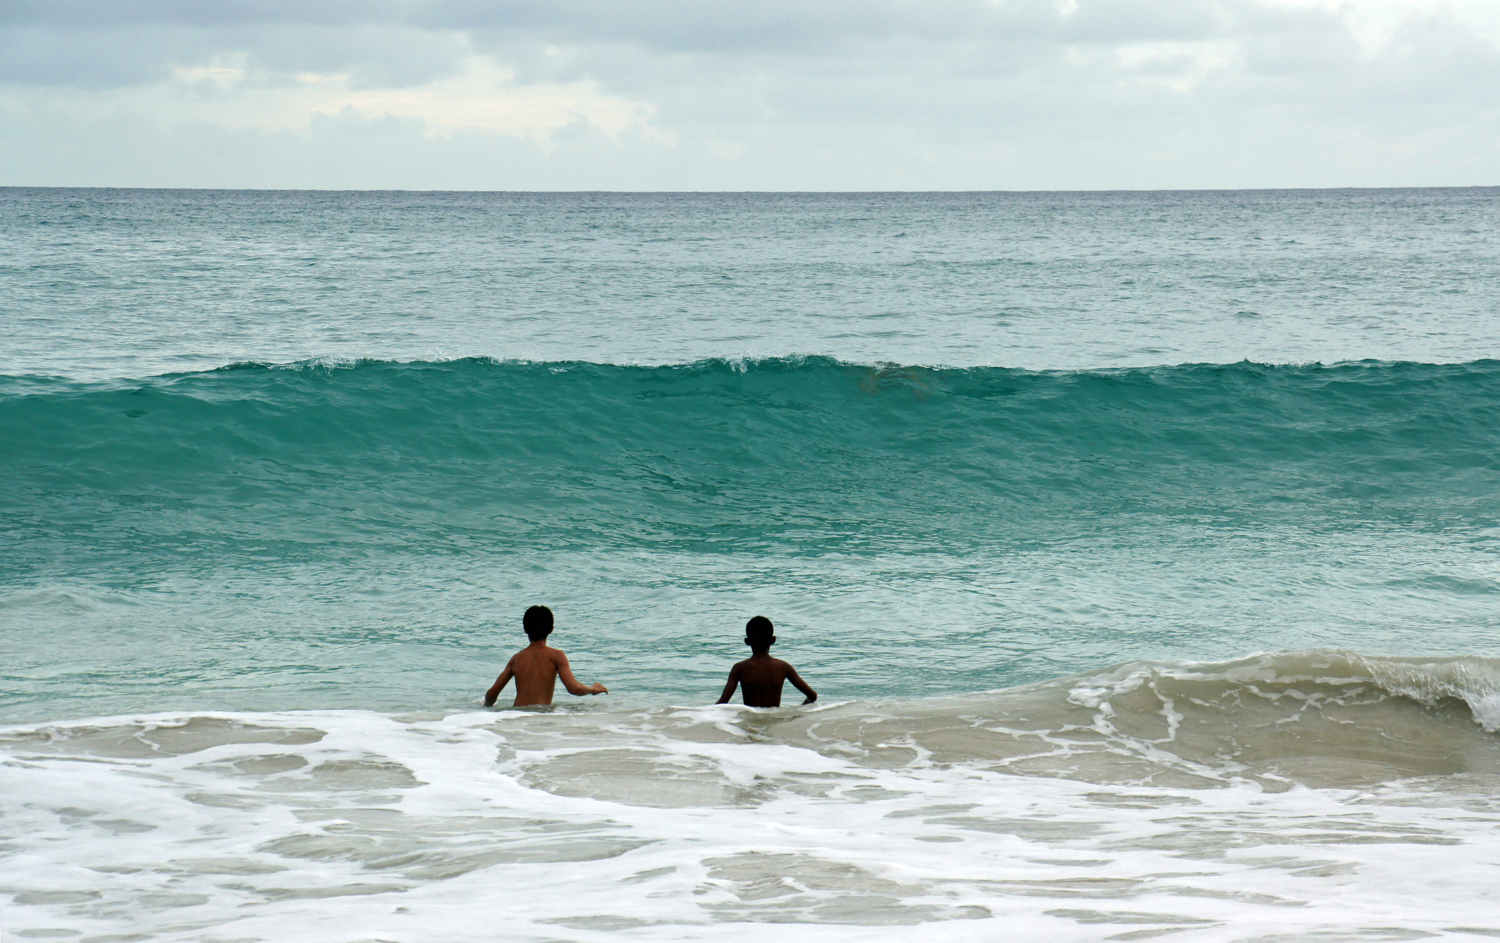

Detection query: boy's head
(523, 605), (554, 641)
(744, 615), (775, 651)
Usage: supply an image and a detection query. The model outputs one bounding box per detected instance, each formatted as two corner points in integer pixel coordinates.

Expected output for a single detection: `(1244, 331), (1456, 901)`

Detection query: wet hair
(523, 605), (554, 641)
(745, 615), (774, 647)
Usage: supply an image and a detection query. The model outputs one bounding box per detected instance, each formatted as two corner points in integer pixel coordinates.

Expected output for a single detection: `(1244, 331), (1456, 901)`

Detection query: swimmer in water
(716, 615), (818, 708)
(485, 605), (608, 707)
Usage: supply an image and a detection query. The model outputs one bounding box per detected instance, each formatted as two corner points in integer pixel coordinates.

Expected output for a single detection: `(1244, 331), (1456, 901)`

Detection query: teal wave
(3, 357), (1498, 568)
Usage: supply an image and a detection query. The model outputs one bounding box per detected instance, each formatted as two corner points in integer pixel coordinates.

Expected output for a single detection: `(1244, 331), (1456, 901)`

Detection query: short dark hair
(745, 615), (774, 646)
(523, 605), (554, 640)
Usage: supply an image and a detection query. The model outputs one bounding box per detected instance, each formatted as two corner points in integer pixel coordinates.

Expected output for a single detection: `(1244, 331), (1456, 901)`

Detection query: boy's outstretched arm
(716, 665), (742, 704)
(484, 662), (514, 707)
(556, 652), (608, 696)
(788, 667), (817, 705)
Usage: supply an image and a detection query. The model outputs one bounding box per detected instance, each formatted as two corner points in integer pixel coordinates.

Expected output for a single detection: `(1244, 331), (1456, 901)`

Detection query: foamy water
(5, 653), (1500, 940)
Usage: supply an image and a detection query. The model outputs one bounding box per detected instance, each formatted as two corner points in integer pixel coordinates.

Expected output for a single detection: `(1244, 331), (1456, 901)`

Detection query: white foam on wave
(1470, 693), (1500, 734)
(2, 703), (1499, 942)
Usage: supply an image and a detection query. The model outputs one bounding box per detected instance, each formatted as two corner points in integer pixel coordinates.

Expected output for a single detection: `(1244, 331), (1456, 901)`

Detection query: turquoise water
(3, 185), (1499, 721)
(4, 188), (1500, 942)
(4, 356), (1500, 720)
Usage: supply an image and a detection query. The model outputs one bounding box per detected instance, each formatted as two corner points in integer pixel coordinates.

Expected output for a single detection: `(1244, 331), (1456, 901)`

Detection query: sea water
(2, 187), (1500, 941)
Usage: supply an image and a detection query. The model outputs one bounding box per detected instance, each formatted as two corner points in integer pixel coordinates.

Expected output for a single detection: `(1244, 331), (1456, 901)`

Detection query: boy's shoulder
(512, 643), (566, 660)
(735, 654), (793, 671)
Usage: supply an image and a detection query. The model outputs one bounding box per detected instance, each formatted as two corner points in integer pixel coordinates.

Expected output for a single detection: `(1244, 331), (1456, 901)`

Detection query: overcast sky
(2, 0), (1497, 189)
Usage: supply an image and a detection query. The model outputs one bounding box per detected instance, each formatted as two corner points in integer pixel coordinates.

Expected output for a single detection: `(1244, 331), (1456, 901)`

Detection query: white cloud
(159, 55), (657, 140)
(1, 0), (1497, 188)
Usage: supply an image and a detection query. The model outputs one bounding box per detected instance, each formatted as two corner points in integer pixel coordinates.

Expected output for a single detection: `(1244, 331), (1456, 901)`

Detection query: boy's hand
(590, 683), (609, 695)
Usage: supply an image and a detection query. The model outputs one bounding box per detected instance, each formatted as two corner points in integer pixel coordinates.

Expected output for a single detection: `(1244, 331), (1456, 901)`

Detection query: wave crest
(5, 357), (1499, 557)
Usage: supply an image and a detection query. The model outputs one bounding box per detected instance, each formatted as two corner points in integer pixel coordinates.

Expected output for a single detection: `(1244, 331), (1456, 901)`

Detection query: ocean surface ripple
(4, 189), (1500, 941)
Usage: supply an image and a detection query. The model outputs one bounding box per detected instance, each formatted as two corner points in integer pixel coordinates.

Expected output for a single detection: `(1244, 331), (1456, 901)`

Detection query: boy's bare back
(485, 606), (607, 707)
(717, 653), (816, 708)
(716, 616), (817, 708)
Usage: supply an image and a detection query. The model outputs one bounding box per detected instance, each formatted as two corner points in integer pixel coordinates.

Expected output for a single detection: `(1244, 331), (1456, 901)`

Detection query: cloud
(1, 0), (1497, 188)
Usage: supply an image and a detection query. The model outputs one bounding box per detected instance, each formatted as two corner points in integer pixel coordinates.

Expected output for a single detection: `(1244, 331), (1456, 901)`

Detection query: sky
(2, 0), (1498, 190)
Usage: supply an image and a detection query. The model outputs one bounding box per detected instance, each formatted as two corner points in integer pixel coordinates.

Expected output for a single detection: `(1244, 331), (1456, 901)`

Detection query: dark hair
(523, 605), (554, 641)
(745, 615), (774, 646)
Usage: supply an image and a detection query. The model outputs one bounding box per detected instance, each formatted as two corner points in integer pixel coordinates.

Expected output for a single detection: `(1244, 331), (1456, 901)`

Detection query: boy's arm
(786, 666), (817, 705)
(716, 664), (741, 704)
(555, 651), (607, 696)
(484, 662), (514, 706)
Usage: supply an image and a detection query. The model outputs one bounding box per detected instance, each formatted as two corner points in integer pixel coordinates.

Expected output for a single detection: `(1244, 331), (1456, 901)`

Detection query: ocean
(2, 187), (1499, 941)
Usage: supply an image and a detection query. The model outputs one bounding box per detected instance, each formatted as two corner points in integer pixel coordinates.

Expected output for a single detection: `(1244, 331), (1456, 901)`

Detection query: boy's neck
(528, 638), (551, 648)
(749, 647), (772, 657)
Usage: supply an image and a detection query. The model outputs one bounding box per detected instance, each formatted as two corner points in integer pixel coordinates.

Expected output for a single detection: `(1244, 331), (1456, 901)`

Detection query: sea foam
(4, 654), (1500, 940)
